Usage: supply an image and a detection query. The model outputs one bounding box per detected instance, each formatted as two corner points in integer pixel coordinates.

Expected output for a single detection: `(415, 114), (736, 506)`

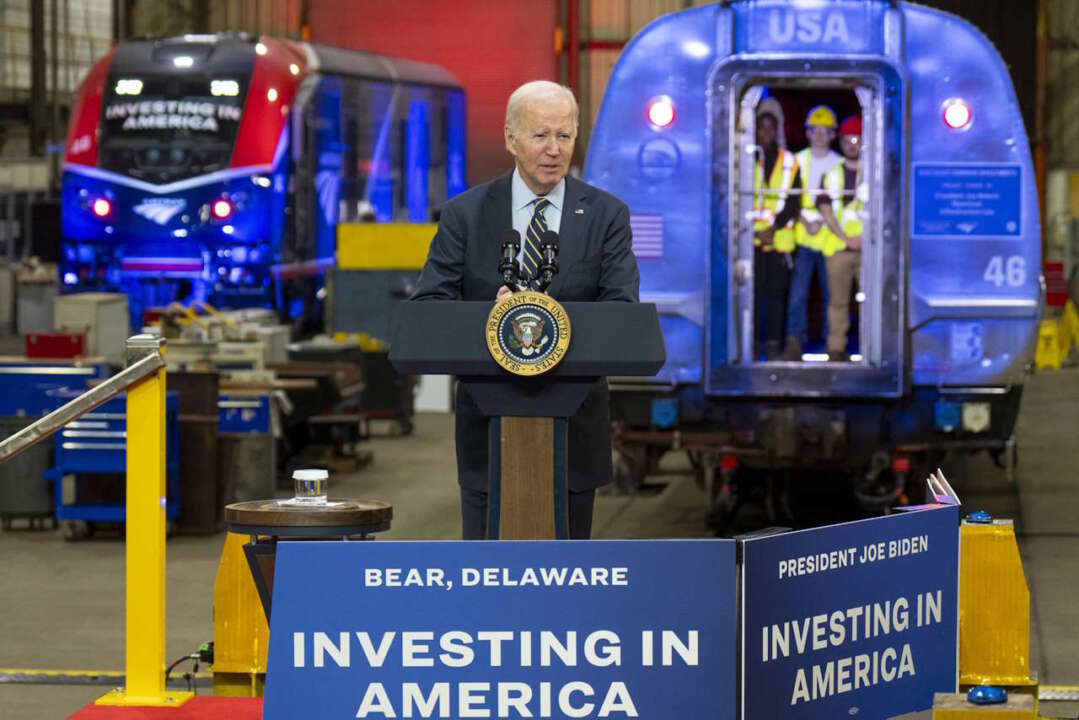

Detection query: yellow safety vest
(750, 147), (797, 253)
(820, 163), (867, 257)
(793, 148), (840, 252)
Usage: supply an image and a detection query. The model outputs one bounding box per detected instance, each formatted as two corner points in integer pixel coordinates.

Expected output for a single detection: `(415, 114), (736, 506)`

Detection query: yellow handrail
(97, 336), (191, 707)
(0, 335), (193, 709)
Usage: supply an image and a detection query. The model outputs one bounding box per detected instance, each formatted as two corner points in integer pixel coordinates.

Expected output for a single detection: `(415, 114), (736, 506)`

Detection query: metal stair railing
(0, 334), (193, 708)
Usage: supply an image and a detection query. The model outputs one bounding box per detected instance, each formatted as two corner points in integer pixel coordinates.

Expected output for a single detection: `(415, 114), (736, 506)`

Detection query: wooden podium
(390, 301), (665, 539)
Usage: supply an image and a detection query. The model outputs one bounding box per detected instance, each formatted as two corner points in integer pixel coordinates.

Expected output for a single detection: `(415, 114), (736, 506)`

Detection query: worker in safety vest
(817, 115), (866, 361)
(750, 108), (802, 360)
(782, 105), (842, 361)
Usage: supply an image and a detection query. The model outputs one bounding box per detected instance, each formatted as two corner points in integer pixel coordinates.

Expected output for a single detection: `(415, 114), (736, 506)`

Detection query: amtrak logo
(134, 198), (186, 225)
(485, 291), (572, 377)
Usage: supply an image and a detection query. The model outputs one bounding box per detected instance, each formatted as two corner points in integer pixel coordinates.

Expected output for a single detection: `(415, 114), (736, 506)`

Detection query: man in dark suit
(410, 80), (639, 539)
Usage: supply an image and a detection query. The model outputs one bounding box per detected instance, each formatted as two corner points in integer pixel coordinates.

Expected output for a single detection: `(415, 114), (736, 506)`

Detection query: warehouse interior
(0, 1), (1078, 719)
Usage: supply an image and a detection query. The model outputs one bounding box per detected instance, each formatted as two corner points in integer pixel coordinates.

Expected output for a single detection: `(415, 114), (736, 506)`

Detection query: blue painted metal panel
(219, 394), (272, 434)
(0, 362), (106, 417)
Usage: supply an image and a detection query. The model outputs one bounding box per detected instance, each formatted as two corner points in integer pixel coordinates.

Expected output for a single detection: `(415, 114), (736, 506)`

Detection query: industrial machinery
(585, 1), (1039, 527)
(61, 33), (465, 329)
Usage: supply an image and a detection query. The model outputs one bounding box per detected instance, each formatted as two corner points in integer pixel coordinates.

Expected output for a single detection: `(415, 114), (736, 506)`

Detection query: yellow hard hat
(805, 105), (837, 129)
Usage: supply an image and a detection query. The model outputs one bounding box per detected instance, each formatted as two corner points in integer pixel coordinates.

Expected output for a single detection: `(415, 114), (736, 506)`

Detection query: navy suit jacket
(410, 171), (640, 491)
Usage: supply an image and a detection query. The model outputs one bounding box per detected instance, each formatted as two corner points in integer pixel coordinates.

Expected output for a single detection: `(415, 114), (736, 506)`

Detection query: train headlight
(91, 198), (112, 218)
(647, 96), (675, 128)
(114, 79), (143, 96)
(211, 79), (240, 97)
(212, 199), (233, 219)
(942, 98), (972, 130)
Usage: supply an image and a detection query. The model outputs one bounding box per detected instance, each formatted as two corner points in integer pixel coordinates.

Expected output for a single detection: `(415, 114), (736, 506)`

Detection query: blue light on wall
(406, 100), (429, 222)
(446, 90), (467, 198)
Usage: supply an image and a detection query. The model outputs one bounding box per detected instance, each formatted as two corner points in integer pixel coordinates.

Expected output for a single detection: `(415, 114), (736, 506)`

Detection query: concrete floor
(2, 368), (1078, 718)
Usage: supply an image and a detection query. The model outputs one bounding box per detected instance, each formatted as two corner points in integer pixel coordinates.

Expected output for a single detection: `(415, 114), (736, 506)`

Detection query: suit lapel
(547, 175), (592, 297)
(480, 172), (514, 286)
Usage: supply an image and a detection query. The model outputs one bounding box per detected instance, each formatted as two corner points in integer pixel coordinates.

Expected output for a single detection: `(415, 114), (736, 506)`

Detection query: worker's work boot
(781, 335), (802, 361)
(764, 340), (782, 361)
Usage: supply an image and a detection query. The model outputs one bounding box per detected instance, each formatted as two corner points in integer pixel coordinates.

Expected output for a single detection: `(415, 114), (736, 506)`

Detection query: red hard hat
(840, 116), (862, 137)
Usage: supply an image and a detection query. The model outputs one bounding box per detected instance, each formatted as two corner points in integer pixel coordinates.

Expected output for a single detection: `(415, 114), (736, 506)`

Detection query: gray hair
(505, 80), (579, 132)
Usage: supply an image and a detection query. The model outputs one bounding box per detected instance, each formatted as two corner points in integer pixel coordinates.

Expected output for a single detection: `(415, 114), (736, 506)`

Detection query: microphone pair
(499, 228), (559, 292)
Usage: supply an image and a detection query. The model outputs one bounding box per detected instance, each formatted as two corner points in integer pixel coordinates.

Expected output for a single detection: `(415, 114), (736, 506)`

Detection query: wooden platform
(933, 691), (1036, 719)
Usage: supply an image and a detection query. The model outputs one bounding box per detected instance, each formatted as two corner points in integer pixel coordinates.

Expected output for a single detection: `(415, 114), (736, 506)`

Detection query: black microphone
(498, 229), (521, 289)
(536, 230), (559, 291)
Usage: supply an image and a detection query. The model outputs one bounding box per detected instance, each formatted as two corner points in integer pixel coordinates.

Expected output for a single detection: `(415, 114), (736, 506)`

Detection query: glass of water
(292, 468), (329, 505)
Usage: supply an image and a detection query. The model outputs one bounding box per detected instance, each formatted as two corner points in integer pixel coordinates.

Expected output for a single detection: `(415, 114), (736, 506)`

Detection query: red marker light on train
(212, 199), (233, 219)
(942, 98), (972, 130)
(91, 198), (111, 218)
(647, 96), (675, 128)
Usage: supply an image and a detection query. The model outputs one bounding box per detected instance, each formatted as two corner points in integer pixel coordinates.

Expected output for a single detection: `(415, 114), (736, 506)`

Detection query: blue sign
(741, 506), (959, 719)
(265, 540), (736, 720)
(913, 164), (1022, 236)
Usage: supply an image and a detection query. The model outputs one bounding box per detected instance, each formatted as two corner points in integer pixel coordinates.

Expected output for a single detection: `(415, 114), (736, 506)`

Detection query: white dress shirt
(511, 167), (564, 268)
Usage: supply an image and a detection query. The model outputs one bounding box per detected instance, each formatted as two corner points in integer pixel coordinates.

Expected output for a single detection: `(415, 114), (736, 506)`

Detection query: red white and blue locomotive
(62, 33), (465, 327)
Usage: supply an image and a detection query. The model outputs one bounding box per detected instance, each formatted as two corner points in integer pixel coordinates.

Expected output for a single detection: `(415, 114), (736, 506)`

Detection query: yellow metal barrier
(97, 337), (192, 707)
(1035, 300), (1079, 370)
(336, 222), (437, 270)
(213, 533), (269, 697)
(1035, 320), (1063, 369)
(959, 520), (1037, 690)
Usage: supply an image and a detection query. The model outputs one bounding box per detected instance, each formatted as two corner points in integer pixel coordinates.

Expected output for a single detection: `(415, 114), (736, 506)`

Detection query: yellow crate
(337, 223), (437, 270)
(959, 521), (1033, 687)
(212, 532), (268, 697)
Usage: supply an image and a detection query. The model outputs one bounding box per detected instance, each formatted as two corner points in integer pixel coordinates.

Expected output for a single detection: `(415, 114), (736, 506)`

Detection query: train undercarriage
(608, 382), (1021, 532)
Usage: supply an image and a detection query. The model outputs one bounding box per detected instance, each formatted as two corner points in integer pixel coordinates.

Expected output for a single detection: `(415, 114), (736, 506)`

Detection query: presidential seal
(486, 291), (571, 376)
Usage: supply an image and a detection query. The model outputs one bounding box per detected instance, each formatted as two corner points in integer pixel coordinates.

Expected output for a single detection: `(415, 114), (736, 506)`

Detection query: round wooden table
(225, 498), (393, 620)
(225, 498), (393, 538)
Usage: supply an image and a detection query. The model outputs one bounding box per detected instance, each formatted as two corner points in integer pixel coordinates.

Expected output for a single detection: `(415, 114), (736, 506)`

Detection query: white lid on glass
(292, 469), (329, 480)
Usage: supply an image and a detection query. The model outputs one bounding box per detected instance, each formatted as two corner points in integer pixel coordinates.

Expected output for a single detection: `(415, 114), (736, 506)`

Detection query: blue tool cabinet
(44, 392), (180, 539)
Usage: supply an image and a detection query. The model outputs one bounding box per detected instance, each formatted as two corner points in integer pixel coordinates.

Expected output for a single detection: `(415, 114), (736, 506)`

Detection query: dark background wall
(308, 0), (558, 186)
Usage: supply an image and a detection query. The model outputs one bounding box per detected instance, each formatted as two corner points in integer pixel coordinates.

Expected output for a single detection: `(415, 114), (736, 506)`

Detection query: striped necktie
(521, 197), (551, 283)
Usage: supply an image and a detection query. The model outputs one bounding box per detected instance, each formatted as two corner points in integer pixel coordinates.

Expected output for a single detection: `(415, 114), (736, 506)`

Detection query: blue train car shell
(585, 0), (1040, 398)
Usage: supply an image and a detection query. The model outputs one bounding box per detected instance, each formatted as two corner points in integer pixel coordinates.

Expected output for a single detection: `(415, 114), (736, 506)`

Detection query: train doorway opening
(708, 60), (906, 398)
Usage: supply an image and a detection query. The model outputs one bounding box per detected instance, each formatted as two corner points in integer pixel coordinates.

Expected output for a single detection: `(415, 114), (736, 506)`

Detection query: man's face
(505, 96), (576, 195)
(806, 125), (835, 152)
(840, 133), (861, 161)
(756, 117), (777, 149)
